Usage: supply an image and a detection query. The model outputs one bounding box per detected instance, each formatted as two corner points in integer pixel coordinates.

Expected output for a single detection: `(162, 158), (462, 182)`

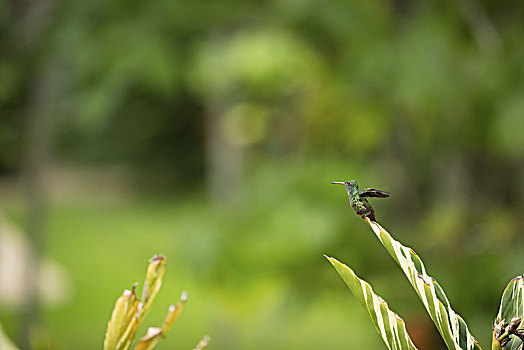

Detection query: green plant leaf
(492, 275), (524, 350)
(0, 321), (19, 350)
(491, 335), (503, 350)
(326, 255), (418, 350)
(365, 218), (481, 350)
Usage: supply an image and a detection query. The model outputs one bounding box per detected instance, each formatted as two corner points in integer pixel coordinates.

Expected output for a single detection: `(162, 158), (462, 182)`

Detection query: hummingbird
(331, 180), (390, 222)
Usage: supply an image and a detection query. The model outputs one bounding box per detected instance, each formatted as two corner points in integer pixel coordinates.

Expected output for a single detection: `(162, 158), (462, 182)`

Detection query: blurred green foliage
(1, 0), (524, 348)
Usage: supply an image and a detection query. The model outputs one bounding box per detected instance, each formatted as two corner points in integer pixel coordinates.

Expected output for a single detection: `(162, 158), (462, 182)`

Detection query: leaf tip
(150, 254), (166, 264)
(180, 290), (188, 302)
(194, 335), (211, 350)
(324, 255), (337, 265)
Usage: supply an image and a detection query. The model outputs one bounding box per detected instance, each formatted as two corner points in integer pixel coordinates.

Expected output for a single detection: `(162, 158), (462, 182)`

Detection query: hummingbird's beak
(331, 182), (346, 185)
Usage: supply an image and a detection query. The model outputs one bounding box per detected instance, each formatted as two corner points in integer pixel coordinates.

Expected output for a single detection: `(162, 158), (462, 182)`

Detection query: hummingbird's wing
(359, 188), (390, 198)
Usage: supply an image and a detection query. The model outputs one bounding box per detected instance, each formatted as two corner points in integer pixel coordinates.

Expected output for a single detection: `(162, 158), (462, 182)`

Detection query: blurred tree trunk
(15, 0), (59, 348)
(205, 91), (245, 206)
(203, 34), (245, 206)
(21, 57), (59, 350)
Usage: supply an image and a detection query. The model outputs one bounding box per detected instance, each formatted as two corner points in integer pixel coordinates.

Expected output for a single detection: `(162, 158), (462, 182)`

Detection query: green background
(1, 0), (524, 348)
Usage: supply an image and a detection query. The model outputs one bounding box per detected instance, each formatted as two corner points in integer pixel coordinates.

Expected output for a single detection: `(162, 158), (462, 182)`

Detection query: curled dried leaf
(136, 255), (167, 329)
(162, 291), (188, 334)
(104, 288), (139, 350)
(134, 327), (163, 350)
